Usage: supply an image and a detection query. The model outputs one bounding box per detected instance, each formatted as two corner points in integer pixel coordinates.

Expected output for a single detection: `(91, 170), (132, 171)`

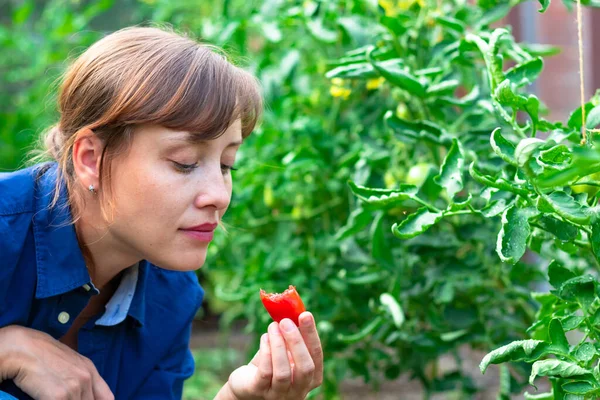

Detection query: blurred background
(2, 0), (600, 399)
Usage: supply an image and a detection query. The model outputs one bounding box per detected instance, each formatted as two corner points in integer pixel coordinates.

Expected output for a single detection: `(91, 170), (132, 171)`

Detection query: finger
(268, 321), (292, 394)
(87, 362), (114, 400)
(249, 348), (261, 367)
(279, 318), (315, 395)
(298, 312), (324, 389)
(253, 333), (273, 393)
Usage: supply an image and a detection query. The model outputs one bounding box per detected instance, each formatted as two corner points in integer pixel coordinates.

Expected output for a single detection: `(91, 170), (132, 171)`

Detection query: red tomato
(260, 285), (306, 326)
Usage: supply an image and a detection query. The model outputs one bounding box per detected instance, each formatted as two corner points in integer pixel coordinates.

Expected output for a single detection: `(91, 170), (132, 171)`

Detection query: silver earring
(88, 184), (97, 194)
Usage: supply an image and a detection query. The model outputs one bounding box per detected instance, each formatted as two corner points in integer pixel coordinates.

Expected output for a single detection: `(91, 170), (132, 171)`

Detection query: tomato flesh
(260, 285), (306, 326)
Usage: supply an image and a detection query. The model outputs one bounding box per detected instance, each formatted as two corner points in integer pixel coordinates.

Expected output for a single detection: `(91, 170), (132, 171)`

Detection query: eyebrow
(165, 133), (243, 148)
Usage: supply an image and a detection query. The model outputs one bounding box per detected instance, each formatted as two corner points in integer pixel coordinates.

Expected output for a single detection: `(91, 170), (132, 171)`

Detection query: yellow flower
(379, 0), (424, 16)
(330, 78), (351, 99)
(330, 86), (351, 99)
(366, 77), (386, 90)
(379, 0), (398, 16)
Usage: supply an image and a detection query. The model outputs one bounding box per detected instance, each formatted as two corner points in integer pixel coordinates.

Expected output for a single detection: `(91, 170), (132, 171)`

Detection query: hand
(226, 312), (323, 400)
(0, 325), (114, 400)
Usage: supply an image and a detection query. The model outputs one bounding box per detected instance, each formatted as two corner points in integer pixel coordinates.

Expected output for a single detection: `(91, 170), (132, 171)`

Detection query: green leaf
(335, 207), (372, 241)
(561, 381), (596, 395)
(392, 207), (444, 239)
(12, 1), (34, 25)
(348, 181), (420, 207)
(536, 216), (579, 241)
(440, 329), (468, 342)
(478, 3), (511, 27)
(505, 57), (544, 87)
(495, 79), (526, 107)
(325, 63), (377, 79)
(385, 111), (449, 144)
(561, 315), (585, 331)
(559, 275), (598, 310)
(435, 16), (465, 33)
(368, 52), (426, 97)
(306, 19), (338, 43)
(337, 317), (383, 343)
(370, 212), (394, 266)
(524, 392), (554, 400)
(568, 103), (595, 131)
(426, 79), (460, 96)
(447, 193), (472, 212)
(591, 220), (600, 266)
(529, 360), (590, 387)
(496, 205), (532, 264)
(574, 342), (596, 362)
(380, 293), (405, 328)
(548, 260), (577, 289)
(537, 0), (551, 13)
(434, 139), (464, 200)
(548, 318), (569, 352)
(490, 128), (517, 165)
(538, 191), (591, 224)
(537, 145), (572, 170)
(481, 199), (510, 217)
(480, 340), (545, 374)
(515, 137), (545, 167)
(469, 162), (529, 196)
(586, 105), (600, 129)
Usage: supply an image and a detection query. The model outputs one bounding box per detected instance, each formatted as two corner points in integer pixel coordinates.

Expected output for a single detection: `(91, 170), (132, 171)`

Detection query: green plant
(331, 0), (600, 398)
(7, 0), (600, 398)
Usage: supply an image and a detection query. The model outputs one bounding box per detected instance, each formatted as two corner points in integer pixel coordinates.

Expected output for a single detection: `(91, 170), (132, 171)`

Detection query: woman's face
(106, 121), (242, 271)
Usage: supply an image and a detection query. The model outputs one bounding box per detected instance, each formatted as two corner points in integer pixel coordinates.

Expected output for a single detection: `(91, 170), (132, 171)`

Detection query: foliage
(329, 0), (600, 398)
(5, 0), (600, 398)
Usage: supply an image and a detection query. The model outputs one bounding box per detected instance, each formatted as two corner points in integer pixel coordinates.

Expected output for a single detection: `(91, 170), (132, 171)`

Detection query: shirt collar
(33, 163), (147, 326)
(33, 163), (92, 299)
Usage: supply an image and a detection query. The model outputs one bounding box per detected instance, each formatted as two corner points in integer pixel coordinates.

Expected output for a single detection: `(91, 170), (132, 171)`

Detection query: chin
(149, 255), (207, 272)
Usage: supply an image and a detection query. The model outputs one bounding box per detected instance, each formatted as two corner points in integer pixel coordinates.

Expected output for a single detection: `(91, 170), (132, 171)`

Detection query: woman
(0, 26), (323, 400)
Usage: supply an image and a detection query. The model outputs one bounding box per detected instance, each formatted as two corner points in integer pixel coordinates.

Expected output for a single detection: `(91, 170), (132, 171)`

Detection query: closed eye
(172, 161), (198, 174)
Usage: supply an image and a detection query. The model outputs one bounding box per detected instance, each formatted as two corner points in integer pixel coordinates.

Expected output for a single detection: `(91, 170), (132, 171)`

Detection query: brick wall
(507, 3), (600, 122)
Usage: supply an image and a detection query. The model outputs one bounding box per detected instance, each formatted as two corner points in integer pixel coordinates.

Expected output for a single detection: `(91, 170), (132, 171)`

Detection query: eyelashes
(172, 161), (237, 175)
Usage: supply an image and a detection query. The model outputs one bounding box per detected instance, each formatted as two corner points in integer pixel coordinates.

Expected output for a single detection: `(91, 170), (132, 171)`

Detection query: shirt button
(82, 284), (91, 292)
(58, 312), (70, 324)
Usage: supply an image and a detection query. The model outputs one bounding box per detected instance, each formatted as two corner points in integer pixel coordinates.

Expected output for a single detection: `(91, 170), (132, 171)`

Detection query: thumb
(249, 349), (260, 367)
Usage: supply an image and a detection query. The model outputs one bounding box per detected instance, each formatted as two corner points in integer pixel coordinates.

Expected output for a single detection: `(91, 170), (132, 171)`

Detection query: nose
(193, 165), (231, 211)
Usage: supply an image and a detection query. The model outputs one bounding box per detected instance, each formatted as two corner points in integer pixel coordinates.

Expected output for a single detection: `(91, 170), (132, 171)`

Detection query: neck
(74, 205), (141, 291)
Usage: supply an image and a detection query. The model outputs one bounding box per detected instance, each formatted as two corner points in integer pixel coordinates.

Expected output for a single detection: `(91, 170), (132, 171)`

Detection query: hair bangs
(137, 46), (262, 141)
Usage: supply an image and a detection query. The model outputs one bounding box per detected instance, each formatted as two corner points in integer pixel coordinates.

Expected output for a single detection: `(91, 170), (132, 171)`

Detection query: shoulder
(0, 163), (52, 216)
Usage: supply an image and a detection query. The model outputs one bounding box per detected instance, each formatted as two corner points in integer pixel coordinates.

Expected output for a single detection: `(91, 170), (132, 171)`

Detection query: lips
(182, 223), (218, 232)
(180, 223), (218, 243)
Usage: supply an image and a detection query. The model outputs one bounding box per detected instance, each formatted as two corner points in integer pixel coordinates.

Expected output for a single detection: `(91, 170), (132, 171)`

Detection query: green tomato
(405, 163), (434, 187)
(571, 171), (600, 196)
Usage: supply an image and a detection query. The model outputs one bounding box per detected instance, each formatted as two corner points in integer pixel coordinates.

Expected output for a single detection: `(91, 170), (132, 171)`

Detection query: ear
(72, 128), (103, 192)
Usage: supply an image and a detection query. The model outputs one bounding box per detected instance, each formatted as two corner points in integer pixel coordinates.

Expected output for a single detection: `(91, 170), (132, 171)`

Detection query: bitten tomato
(260, 285), (306, 326)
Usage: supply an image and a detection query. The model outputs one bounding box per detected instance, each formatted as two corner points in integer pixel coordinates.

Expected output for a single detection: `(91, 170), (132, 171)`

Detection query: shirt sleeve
(0, 391), (19, 400)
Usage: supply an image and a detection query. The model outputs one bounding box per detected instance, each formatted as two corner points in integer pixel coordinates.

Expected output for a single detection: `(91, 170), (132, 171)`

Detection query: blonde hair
(30, 25), (262, 224)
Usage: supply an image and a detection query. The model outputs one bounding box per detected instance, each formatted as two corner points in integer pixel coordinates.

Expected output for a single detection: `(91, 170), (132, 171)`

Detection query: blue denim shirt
(0, 163), (204, 399)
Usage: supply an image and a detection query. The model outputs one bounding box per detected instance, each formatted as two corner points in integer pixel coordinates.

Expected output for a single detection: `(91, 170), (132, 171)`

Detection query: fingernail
(280, 318), (296, 333)
(261, 333), (269, 345)
(301, 312), (313, 328)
